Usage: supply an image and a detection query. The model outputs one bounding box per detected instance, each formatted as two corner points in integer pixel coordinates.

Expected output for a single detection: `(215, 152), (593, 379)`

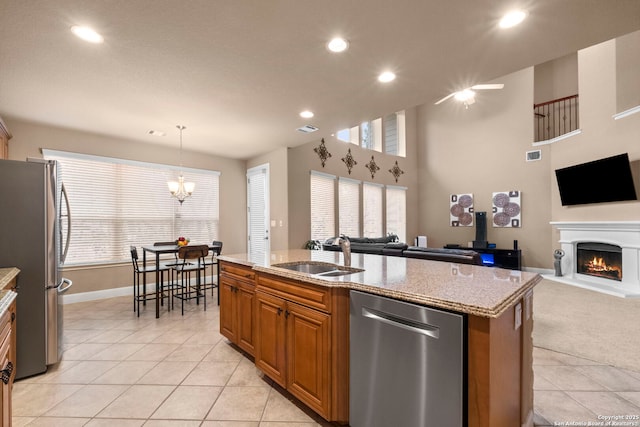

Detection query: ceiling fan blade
(434, 92), (456, 105)
(471, 83), (504, 90)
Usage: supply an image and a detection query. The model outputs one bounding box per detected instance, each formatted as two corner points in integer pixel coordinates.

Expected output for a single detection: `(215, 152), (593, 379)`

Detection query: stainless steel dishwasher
(350, 290), (465, 427)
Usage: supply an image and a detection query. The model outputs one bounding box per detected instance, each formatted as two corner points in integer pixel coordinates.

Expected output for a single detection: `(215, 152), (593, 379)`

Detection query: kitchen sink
(273, 262), (364, 277)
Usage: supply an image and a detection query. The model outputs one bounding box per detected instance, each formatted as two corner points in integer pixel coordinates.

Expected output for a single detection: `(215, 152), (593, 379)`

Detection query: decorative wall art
(341, 148), (357, 174)
(365, 155), (380, 179)
(492, 191), (521, 227)
(389, 161), (404, 183)
(313, 138), (332, 167)
(450, 193), (474, 226)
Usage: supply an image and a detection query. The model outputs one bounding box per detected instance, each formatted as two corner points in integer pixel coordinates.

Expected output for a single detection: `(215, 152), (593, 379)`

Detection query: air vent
(297, 125), (319, 133)
(526, 150), (541, 162)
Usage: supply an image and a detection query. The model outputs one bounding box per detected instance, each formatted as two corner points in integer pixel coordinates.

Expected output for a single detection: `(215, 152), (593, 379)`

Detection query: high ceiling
(1, 1), (639, 159)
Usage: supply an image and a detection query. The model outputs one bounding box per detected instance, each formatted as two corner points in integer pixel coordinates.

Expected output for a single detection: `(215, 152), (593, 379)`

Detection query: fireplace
(548, 222), (640, 298)
(576, 242), (622, 281)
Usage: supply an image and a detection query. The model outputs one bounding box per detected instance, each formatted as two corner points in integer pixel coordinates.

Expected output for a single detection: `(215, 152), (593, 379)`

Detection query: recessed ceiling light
(327, 37), (349, 53)
(378, 71), (396, 83)
(70, 25), (104, 43)
(300, 110), (314, 119)
(148, 130), (166, 137)
(499, 10), (527, 28)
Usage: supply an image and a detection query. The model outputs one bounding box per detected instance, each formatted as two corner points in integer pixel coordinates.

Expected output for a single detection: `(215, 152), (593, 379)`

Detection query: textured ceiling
(1, 1), (639, 159)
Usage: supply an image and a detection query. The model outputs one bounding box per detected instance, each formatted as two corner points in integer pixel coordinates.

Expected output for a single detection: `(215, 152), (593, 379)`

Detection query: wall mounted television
(555, 153), (638, 206)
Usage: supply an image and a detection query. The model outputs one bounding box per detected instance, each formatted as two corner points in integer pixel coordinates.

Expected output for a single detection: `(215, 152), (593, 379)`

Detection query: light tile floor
(11, 295), (640, 426)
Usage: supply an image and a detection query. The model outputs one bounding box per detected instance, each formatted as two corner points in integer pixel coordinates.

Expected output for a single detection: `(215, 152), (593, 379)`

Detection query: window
(44, 150), (220, 266)
(337, 111), (404, 156)
(384, 111), (406, 157)
(310, 171), (336, 241)
(386, 186), (407, 242)
(338, 177), (360, 236)
(362, 182), (383, 237)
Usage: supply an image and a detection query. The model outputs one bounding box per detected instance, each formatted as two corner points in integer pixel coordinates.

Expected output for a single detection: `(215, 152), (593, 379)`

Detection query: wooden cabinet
(219, 262), (256, 356)
(0, 116), (11, 160)
(0, 272), (16, 427)
(255, 272), (348, 423)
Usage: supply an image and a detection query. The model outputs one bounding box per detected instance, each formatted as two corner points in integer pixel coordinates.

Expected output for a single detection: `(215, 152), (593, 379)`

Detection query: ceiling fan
(434, 84), (505, 107)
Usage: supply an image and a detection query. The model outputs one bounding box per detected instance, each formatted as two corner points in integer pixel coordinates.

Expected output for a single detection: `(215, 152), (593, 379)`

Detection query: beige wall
(288, 107), (419, 249)
(549, 38), (640, 224)
(416, 68), (553, 268)
(416, 34), (640, 270)
(534, 53), (578, 104)
(6, 118), (248, 294)
(616, 31), (640, 113)
(247, 147), (289, 251)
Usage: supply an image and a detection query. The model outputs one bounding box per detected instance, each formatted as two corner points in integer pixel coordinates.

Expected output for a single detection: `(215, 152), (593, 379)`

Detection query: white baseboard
(523, 267), (553, 275)
(61, 275), (216, 304)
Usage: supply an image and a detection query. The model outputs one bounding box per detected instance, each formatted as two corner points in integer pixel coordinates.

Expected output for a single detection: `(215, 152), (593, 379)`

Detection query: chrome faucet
(337, 235), (351, 267)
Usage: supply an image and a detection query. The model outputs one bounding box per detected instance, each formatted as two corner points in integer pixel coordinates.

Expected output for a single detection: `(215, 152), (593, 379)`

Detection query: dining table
(141, 243), (218, 318)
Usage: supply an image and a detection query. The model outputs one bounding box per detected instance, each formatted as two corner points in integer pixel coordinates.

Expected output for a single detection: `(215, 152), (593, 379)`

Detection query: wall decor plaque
(492, 191), (521, 227)
(313, 138), (332, 167)
(389, 160), (404, 183)
(365, 155), (380, 179)
(341, 148), (357, 174)
(450, 193), (474, 226)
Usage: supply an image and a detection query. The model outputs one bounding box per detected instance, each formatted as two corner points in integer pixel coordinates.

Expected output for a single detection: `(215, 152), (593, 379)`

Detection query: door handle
(1, 362), (13, 384)
(362, 306), (440, 339)
(57, 278), (73, 294)
(60, 182), (71, 265)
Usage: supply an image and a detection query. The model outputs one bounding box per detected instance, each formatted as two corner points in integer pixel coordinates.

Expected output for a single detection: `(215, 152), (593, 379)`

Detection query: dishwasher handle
(362, 306), (440, 339)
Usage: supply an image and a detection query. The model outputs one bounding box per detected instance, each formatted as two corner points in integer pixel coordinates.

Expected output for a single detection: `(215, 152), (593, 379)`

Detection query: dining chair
(130, 245), (171, 317)
(202, 240), (223, 304)
(171, 244), (209, 315)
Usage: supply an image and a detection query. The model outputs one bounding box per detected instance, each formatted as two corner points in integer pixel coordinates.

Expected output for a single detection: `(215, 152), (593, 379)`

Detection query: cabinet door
(255, 291), (287, 387)
(219, 277), (238, 343)
(0, 330), (10, 425)
(236, 281), (255, 356)
(286, 301), (331, 418)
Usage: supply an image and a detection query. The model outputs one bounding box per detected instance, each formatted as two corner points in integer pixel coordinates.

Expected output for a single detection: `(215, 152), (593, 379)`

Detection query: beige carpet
(533, 278), (640, 372)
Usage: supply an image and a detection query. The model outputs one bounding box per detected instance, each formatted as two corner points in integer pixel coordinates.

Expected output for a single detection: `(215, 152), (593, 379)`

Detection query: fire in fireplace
(576, 242), (622, 281)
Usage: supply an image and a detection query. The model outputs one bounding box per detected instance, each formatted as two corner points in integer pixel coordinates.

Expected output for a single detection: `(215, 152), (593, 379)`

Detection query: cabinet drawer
(257, 274), (331, 313)
(220, 262), (256, 283)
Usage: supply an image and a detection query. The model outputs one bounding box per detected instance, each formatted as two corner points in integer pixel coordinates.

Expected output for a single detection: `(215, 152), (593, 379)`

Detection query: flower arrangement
(176, 236), (190, 246)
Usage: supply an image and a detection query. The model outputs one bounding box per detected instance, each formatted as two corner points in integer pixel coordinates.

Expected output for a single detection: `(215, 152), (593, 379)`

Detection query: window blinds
(44, 150), (219, 265)
(310, 171), (336, 241)
(363, 182), (383, 237)
(386, 186), (407, 242)
(338, 177), (361, 237)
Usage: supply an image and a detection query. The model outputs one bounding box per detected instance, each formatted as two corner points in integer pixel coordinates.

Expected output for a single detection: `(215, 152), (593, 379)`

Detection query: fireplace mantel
(546, 221), (640, 298)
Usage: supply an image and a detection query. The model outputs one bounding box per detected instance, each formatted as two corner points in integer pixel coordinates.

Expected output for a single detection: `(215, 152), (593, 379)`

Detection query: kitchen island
(218, 249), (541, 427)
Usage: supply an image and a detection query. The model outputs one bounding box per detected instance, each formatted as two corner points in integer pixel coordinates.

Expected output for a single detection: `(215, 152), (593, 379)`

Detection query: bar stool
(202, 241), (223, 304)
(130, 246), (171, 316)
(171, 245), (209, 315)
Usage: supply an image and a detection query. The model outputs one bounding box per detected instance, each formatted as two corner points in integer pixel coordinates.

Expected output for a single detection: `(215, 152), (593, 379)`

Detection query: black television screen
(555, 153), (638, 206)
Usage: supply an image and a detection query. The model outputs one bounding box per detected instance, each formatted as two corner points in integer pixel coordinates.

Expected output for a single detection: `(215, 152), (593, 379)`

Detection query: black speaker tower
(473, 211), (488, 249)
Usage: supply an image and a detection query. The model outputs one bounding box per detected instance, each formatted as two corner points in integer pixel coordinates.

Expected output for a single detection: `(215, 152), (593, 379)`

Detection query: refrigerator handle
(60, 182), (71, 264)
(57, 278), (73, 294)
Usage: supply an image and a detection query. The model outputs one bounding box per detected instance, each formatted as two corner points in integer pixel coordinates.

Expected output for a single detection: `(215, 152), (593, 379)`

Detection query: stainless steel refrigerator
(0, 158), (72, 379)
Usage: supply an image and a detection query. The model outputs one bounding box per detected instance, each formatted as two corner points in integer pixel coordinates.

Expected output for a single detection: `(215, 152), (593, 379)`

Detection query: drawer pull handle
(1, 362), (13, 384)
(11, 312), (15, 323)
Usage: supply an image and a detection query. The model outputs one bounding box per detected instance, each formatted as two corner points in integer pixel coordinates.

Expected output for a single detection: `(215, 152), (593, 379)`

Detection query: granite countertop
(219, 249), (541, 318)
(0, 268), (19, 317)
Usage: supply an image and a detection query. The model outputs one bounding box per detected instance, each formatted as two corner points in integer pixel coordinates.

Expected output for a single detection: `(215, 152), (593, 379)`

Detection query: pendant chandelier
(167, 125), (195, 204)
